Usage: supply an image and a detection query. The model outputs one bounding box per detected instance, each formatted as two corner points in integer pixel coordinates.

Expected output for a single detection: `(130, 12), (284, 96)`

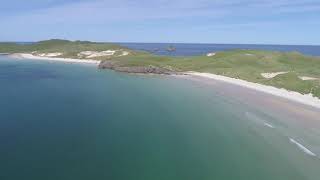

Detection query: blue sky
(1, 0), (320, 45)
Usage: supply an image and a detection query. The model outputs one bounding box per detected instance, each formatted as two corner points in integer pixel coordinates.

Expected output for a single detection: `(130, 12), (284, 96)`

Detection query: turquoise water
(1, 56), (320, 180)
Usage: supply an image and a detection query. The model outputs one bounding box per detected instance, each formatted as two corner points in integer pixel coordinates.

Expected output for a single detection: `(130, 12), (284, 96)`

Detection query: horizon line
(1, 39), (319, 47)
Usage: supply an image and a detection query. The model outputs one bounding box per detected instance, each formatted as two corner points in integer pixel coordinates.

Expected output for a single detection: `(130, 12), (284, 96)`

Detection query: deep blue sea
(118, 43), (320, 57)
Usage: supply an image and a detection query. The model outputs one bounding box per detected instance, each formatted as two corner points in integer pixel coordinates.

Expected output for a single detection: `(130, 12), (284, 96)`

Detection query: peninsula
(1, 39), (320, 106)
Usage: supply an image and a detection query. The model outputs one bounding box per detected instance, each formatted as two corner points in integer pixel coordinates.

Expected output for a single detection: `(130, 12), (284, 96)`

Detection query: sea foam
(245, 112), (275, 129)
(290, 138), (316, 157)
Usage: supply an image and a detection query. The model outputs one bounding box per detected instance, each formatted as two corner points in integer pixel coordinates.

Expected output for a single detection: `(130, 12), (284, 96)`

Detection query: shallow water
(1, 56), (320, 180)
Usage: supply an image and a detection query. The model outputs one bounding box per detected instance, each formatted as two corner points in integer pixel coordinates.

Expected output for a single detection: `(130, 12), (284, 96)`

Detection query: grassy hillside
(0, 39), (136, 60)
(108, 49), (320, 97)
(1, 40), (320, 97)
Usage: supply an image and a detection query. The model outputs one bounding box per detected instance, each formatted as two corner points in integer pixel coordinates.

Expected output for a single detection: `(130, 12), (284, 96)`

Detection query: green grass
(0, 39), (133, 60)
(109, 49), (320, 97)
(1, 40), (320, 97)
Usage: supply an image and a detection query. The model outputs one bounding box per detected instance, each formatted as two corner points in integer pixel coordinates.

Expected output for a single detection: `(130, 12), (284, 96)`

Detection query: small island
(1, 39), (320, 103)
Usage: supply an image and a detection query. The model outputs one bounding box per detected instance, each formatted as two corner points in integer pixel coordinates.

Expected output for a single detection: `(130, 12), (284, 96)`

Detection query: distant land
(1, 39), (320, 101)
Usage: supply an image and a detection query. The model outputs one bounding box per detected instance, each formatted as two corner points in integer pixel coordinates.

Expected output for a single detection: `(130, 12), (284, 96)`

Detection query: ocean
(15, 42), (320, 56)
(1, 47), (320, 179)
(118, 43), (320, 57)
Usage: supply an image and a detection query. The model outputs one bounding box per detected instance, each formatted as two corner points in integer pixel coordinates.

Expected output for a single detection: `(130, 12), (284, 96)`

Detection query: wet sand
(180, 74), (320, 157)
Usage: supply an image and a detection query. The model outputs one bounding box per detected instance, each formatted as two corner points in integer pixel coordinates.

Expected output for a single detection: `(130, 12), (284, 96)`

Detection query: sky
(0, 0), (320, 45)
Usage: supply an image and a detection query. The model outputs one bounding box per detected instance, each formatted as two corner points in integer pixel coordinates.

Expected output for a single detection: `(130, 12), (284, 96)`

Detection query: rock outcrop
(98, 61), (177, 75)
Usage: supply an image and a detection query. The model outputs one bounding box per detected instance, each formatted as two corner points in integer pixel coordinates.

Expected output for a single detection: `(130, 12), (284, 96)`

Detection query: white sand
(299, 76), (318, 81)
(78, 50), (116, 58)
(261, 72), (289, 79)
(119, 51), (130, 57)
(11, 53), (100, 64)
(38, 52), (63, 57)
(207, 52), (216, 57)
(78, 50), (130, 58)
(186, 72), (320, 109)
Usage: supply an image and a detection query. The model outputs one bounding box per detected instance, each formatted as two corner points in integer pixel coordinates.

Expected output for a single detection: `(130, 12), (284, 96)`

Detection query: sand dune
(11, 53), (100, 64)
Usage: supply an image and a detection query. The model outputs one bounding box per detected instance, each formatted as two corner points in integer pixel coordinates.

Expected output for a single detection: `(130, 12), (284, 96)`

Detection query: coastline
(185, 72), (320, 109)
(9, 53), (101, 64)
(5, 53), (320, 109)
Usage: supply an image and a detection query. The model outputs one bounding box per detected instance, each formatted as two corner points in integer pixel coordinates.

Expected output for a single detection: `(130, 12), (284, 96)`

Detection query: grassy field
(109, 50), (320, 97)
(1, 40), (320, 97)
(0, 39), (134, 59)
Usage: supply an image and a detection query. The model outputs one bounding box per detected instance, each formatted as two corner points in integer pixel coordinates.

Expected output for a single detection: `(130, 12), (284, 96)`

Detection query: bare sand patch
(78, 51), (116, 58)
(37, 52), (63, 57)
(78, 50), (130, 58)
(261, 72), (289, 79)
(207, 52), (216, 57)
(245, 53), (254, 56)
(11, 53), (100, 64)
(299, 76), (318, 81)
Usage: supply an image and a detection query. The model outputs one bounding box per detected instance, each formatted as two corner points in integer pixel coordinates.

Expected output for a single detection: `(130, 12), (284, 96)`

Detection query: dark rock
(166, 46), (176, 52)
(98, 61), (116, 69)
(98, 61), (177, 75)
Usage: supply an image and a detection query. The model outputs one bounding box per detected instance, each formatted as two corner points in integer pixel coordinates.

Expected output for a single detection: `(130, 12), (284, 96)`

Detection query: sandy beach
(10, 53), (101, 64)
(185, 72), (320, 109)
(6, 53), (320, 109)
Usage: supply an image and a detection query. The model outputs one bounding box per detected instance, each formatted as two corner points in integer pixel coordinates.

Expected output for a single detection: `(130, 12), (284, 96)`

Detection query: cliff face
(98, 61), (176, 75)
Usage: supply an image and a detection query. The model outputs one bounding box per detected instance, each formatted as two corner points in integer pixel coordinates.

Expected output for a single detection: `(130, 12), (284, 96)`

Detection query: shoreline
(185, 72), (320, 109)
(9, 53), (101, 64)
(5, 53), (320, 109)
